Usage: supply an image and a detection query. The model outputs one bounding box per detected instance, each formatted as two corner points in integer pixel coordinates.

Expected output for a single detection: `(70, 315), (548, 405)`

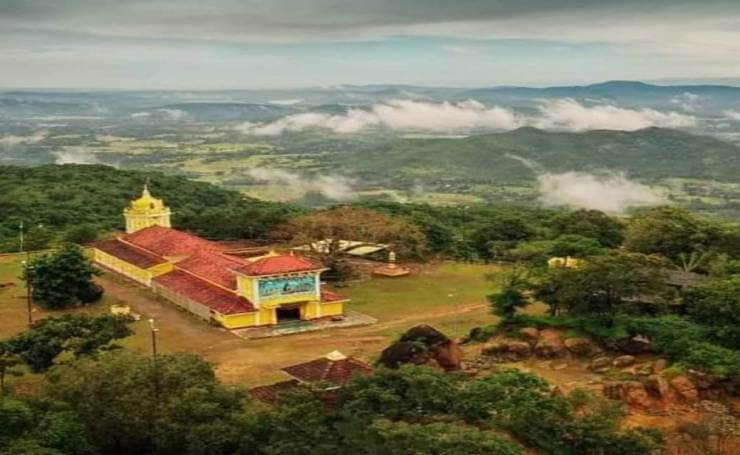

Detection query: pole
(19, 222), (23, 254)
(22, 260), (33, 327)
(149, 319), (159, 400)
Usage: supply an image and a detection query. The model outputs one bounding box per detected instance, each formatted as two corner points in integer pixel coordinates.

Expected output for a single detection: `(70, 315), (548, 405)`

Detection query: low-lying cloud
(0, 131), (47, 146)
(537, 171), (663, 213)
(53, 147), (100, 165)
(724, 110), (740, 121)
(535, 99), (697, 131)
(235, 98), (696, 135)
(236, 99), (523, 135)
(247, 168), (356, 201)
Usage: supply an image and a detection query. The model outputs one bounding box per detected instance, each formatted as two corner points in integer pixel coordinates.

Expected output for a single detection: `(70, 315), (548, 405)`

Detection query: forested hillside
(0, 164), (299, 251)
(331, 127), (740, 184)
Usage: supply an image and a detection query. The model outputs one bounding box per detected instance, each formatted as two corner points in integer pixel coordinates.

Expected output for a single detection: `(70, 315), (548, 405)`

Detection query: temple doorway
(276, 305), (301, 323)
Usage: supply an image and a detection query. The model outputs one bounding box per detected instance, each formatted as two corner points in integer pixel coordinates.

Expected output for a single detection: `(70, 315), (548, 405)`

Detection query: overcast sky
(1, 0), (739, 89)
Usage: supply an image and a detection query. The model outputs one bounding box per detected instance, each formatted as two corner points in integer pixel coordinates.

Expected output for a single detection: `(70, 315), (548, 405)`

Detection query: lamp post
(149, 318), (160, 400)
(148, 318), (159, 359)
(21, 260), (34, 327)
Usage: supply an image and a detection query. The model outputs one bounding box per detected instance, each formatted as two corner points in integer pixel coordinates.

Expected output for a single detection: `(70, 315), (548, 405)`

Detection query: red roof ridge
(237, 254), (324, 276)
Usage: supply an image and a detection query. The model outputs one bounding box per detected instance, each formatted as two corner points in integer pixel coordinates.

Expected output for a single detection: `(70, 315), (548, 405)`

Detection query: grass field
(0, 255), (504, 386)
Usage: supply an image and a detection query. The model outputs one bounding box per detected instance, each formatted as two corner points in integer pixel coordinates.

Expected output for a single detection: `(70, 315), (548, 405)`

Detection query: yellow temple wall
(320, 302), (344, 317)
(93, 249), (152, 286)
(148, 261), (174, 277)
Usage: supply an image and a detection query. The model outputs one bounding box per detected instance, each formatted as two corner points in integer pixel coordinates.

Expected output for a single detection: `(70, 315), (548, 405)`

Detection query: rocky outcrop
(642, 375), (670, 398)
(482, 340), (532, 362)
(603, 381), (650, 408)
(534, 329), (567, 358)
(519, 327), (540, 343)
(670, 376), (699, 403)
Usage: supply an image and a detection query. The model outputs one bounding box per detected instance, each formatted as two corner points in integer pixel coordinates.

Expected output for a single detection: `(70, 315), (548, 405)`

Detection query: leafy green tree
(0, 342), (23, 395)
(6, 314), (133, 372)
(531, 252), (668, 316)
(550, 234), (604, 259)
(470, 215), (533, 262)
(340, 365), (457, 420)
(624, 207), (724, 260)
(24, 244), (103, 309)
(62, 224), (100, 245)
(684, 277), (740, 348)
(0, 396), (93, 455)
(488, 267), (530, 319)
(24, 225), (55, 251)
(361, 420), (523, 455)
(44, 351), (252, 455)
(549, 209), (624, 248)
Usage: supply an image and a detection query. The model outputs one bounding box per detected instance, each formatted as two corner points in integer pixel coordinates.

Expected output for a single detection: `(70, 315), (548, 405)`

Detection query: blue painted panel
(258, 275), (316, 300)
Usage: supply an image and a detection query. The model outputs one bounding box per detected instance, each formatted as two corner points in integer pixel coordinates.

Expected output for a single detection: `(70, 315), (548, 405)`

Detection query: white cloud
(535, 98), (697, 131)
(538, 171), (664, 213)
(236, 99), (523, 135)
(246, 168), (356, 201)
(53, 147), (100, 165)
(236, 98), (697, 135)
(130, 111), (151, 118)
(0, 130), (47, 146)
(670, 92), (702, 111)
(157, 108), (187, 120)
(724, 110), (740, 121)
(268, 99), (304, 105)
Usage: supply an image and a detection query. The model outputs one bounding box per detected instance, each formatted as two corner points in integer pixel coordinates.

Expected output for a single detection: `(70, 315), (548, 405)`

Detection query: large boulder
(642, 375), (670, 398)
(670, 376), (699, 403)
(617, 334), (652, 354)
(564, 337), (601, 357)
(589, 356), (612, 373)
(613, 355), (636, 368)
(519, 327), (540, 343)
(380, 325), (463, 371)
(534, 329), (566, 358)
(603, 381), (650, 407)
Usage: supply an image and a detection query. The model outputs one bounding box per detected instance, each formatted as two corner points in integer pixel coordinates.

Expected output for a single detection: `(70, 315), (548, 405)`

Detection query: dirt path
(95, 273), (492, 386)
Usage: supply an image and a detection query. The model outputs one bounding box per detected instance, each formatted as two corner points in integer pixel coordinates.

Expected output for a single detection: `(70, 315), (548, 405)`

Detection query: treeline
(1, 342), (662, 455)
(0, 164), (301, 251)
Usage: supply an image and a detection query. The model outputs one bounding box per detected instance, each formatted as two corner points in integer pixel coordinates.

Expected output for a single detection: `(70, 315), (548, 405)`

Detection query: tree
(488, 267), (530, 319)
(63, 224), (100, 245)
(6, 314), (133, 372)
(549, 209), (624, 248)
(0, 395), (93, 455)
(43, 351), (252, 455)
(684, 277), (740, 347)
(0, 342), (23, 395)
(23, 243), (103, 309)
(470, 214), (533, 262)
(624, 207), (724, 261)
(549, 234), (604, 259)
(531, 252), (668, 316)
(361, 420), (523, 455)
(277, 206), (426, 280)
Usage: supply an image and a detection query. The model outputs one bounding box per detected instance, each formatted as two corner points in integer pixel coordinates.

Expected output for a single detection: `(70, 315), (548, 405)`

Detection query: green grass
(343, 262), (503, 337)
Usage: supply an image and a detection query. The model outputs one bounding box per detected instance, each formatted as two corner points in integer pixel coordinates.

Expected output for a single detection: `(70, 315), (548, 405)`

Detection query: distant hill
(327, 127), (740, 184)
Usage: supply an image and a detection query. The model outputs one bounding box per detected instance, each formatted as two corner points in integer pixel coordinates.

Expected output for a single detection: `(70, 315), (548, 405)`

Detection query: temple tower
(123, 184), (172, 233)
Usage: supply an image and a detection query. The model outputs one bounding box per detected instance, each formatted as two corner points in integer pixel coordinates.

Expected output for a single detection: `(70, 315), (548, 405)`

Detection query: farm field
(0, 255), (505, 386)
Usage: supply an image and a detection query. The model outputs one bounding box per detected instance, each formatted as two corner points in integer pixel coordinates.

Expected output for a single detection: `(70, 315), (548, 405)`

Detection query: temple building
(92, 186), (347, 329)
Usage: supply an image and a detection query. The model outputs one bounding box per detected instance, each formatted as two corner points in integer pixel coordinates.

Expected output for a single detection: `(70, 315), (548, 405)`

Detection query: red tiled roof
(94, 239), (167, 269)
(320, 289), (348, 303)
(122, 226), (220, 257)
(154, 270), (255, 314)
(237, 254), (323, 276)
(175, 250), (249, 290)
(249, 380), (301, 404)
(282, 356), (372, 387)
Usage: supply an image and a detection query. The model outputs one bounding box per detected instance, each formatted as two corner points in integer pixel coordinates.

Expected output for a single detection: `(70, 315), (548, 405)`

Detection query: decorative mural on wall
(258, 275), (316, 300)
